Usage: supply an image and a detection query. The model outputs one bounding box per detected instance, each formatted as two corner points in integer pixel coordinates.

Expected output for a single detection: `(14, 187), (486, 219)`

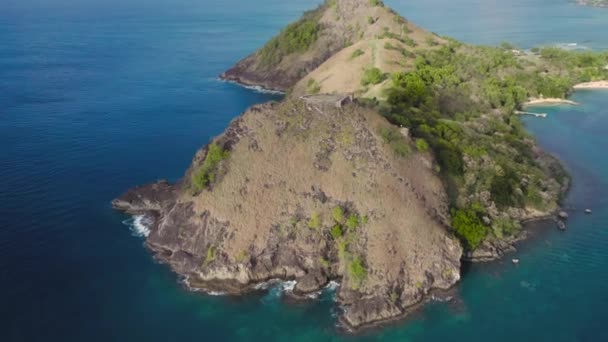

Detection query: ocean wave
(218, 78), (285, 95)
(554, 42), (589, 51)
(181, 276), (227, 296)
(122, 215), (151, 238)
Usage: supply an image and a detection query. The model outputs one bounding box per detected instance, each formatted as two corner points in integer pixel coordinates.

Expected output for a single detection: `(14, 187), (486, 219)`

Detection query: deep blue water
(1, 0), (607, 341)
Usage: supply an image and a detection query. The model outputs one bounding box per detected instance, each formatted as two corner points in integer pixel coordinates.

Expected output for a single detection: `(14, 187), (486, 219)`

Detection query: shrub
(361, 67), (386, 86)
(204, 246), (216, 265)
(346, 214), (359, 230)
(332, 206), (345, 223)
(307, 79), (321, 94)
(330, 224), (343, 239)
(191, 143), (230, 193)
(349, 256), (367, 287)
(308, 212), (322, 229)
(369, 0), (383, 6)
(416, 138), (429, 152)
(451, 208), (487, 250)
(379, 126), (411, 157)
(351, 49), (365, 59)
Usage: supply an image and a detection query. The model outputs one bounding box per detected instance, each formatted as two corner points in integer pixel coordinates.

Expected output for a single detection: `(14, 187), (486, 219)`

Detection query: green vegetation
(332, 206), (345, 223)
(308, 212), (322, 229)
(361, 67), (386, 86)
(235, 250), (248, 263)
(204, 246), (216, 266)
(191, 143), (230, 193)
(451, 207), (487, 250)
(367, 16), (375, 25)
(259, 8), (321, 66)
(369, 0), (383, 6)
(346, 214), (359, 231)
(307, 79), (321, 94)
(426, 37), (439, 46)
(349, 256), (367, 288)
(415, 138), (429, 152)
(378, 126), (411, 157)
(378, 40), (607, 249)
(384, 42), (414, 59)
(351, 49), (365, 59)
(330, 224), (343, 239)
(492, 217), (522, 239)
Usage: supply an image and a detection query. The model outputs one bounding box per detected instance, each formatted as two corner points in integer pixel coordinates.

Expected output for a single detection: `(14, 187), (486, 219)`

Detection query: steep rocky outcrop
(219, 0), (426, 92)
(114, 97), (462, 329)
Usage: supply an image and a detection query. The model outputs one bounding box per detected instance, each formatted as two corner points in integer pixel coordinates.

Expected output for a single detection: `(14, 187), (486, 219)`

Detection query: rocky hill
(220, 0), (440, 92)
(114, 97), (461, 329)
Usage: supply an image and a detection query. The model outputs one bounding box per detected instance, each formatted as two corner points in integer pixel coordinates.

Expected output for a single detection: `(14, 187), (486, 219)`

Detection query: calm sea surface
(1, 0), (607, 340)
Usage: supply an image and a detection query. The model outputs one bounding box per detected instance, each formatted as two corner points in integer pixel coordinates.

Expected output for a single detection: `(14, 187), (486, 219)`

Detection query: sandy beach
(523, 98), (579, 106)
(573, 81), (608, 89)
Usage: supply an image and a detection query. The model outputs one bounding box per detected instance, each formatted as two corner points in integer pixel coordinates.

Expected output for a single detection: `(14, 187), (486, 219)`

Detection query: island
(113, 0), (608, 331)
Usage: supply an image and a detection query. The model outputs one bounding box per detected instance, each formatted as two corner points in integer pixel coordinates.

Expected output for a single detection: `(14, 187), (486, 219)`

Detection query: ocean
(1, 0), (607, 340)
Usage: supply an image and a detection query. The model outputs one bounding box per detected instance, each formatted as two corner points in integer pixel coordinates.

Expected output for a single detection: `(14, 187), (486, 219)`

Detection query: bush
(308, 212), (322, 229)
(379, 126), (411, 157)
(204, 246), (216, 265)
(361, 67), (386, 86)
(332, 206), (345, 223)
(346, 214), (359, 230)
(452, 208), (487, 250)
(349, 256), (367, 287)
(307, 79), (321, 94)
(330, 224), (343, 239)
(351, 49), (365, 59)
(416, 138), (429, 152)
(191, 143), (230, 193)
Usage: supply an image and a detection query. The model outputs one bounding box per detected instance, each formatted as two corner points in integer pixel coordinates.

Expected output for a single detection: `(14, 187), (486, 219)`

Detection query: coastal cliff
(115, 0), (608, 331)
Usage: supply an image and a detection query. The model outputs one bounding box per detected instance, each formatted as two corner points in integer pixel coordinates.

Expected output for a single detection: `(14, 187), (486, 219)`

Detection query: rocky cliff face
(114, 97), (462, 329)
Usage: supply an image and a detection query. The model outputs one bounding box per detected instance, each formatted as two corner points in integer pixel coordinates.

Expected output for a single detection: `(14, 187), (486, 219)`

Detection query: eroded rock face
(113, 98), (462, 330)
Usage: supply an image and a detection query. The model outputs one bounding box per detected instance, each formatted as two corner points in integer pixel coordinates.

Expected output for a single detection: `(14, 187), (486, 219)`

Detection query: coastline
(573, 80), (608, 89)
(522, 97), (579, 106)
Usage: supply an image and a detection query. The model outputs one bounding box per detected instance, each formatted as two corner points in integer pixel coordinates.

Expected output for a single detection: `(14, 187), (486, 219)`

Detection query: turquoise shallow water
(1, 0), (607, 341)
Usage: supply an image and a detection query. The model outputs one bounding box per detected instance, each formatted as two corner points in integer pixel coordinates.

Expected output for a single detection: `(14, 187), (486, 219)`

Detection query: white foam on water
(325, 281), (340, 291)
(218, 78), (285, 95)
(181, 276), (227, 296)
(122, 215), (151, 238)
(280, 280), (297, 292)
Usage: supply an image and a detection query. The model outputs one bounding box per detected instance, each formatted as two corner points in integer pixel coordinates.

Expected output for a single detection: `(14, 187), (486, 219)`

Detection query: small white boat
(512, 259), (520, 264)
(585, 209), (592, 214)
